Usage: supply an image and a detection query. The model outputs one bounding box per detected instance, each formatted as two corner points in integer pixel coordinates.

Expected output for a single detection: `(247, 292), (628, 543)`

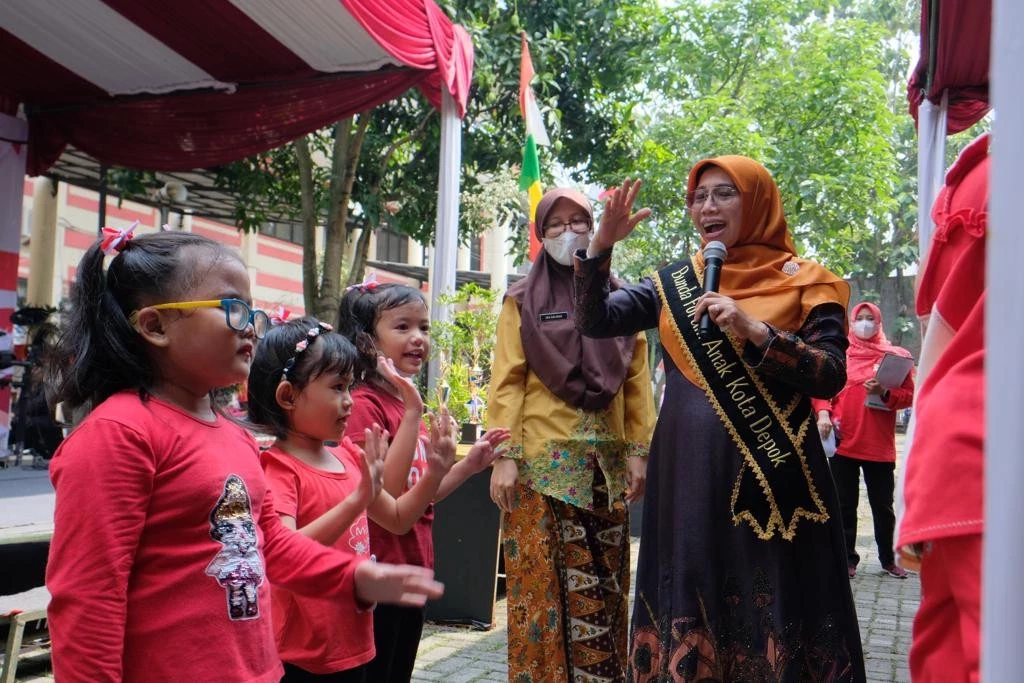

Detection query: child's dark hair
(336, 283), (427, 384)
(247, 316), (358, 439)
(49, 232), (239, 411)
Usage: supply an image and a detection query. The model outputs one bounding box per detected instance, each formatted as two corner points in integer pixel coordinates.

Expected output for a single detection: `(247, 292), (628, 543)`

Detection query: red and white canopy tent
(0, 0), (474, 423)
(910, 0), (1024, 677)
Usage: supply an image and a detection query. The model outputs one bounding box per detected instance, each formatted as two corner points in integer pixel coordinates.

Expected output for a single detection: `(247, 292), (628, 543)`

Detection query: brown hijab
(506, 188), (636, 411)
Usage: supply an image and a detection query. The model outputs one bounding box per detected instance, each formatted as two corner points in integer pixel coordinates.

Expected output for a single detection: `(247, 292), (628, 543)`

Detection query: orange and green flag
(519, 32), (549, 261)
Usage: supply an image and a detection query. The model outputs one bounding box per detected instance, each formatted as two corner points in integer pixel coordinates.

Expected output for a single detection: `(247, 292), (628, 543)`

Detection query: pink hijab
(846, 302), (912, 384)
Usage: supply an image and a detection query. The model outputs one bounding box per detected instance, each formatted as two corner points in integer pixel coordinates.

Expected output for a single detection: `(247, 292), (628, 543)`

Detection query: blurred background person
(814, 302), (915, 580)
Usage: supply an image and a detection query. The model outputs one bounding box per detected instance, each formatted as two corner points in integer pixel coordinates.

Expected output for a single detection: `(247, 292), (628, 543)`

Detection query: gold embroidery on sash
(653, 263), (827, 541)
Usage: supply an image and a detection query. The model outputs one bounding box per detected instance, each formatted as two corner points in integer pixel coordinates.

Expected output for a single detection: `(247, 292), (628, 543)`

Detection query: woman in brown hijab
(487, 188), (656, 682)
(576, 158), (865, 682)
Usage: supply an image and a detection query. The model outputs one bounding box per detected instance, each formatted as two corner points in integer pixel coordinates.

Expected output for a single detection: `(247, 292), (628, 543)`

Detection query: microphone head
(703, 240), (728, 263)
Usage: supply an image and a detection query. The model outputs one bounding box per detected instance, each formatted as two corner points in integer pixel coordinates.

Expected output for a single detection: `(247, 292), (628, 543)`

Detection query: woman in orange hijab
(575, 156), (865, 682)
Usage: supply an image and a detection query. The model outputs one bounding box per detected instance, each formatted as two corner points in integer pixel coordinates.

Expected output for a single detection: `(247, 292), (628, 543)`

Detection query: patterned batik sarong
(503, 471), (630, 683)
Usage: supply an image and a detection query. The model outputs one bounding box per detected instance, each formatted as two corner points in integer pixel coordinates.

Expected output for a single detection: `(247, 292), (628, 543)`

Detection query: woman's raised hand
(590, 178), (652, 255)
(377, 355), (424, 413)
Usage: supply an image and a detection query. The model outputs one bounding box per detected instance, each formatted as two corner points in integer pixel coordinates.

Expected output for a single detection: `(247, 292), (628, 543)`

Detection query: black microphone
(699, 241), (728, 336)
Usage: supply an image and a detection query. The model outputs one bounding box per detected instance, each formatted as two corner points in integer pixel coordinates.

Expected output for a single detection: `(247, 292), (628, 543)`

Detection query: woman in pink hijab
(813, 301), (914, 579)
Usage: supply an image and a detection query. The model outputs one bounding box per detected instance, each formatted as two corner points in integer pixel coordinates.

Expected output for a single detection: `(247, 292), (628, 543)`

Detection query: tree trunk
(294, 136), (320, 317)
(317, 115), (371, 321)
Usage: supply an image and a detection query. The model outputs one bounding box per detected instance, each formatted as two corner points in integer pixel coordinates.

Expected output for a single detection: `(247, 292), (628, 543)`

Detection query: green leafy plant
(427, 283), (499, 427)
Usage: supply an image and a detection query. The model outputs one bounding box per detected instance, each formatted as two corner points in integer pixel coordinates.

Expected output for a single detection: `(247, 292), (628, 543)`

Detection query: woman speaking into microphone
(574, 155), (865, 682)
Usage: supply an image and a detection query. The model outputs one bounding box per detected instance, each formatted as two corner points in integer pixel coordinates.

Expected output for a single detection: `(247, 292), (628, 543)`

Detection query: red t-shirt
(812, 370), (914, 463)
(345, 384), (434, 568)
(261, 440), (374, 673)
(47, 392), (363, 683)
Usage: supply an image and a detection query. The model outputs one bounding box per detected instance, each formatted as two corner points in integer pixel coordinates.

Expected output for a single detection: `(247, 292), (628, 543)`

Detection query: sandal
(884, 564), (908, 579)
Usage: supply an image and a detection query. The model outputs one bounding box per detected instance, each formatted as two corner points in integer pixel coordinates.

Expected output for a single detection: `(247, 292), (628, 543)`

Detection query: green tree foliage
(609, 1), (909, 283)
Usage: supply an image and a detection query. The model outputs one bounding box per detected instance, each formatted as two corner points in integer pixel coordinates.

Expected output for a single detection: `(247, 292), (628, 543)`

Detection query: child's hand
(425, 407), (457, 476)
(377, 356), (424, 413)
(352, 424), (388, 508)
(464, 428), (511, 473)
(354, 561), (444, 607)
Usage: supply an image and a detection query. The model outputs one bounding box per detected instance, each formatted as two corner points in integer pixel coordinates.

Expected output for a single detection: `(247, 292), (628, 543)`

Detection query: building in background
(16, 177), (515, 316)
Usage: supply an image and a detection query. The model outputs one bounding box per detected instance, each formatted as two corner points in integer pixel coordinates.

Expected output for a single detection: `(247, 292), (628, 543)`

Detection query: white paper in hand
(865, 352), (915, 410)
(821, 430), (837, 458)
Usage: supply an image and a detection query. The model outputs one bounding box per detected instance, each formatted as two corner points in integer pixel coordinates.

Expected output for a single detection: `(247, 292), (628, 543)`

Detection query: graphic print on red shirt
(205, 474), (266, 620)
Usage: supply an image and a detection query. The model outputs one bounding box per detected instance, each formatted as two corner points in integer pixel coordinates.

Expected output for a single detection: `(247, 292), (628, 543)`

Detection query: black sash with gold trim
(654, 259), (828, 541)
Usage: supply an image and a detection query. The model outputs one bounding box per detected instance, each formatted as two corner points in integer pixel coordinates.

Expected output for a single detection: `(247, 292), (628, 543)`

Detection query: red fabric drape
(908, 0), (991, 134)
(341, 0), (474, 116)
(26, 70), (427, 175)
(2, 0), (474, 175)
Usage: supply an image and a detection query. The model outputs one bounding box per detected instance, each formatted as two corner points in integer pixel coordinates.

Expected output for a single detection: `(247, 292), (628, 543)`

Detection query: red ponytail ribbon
(345, 272), (379, 293)
(100, 220), (139, 255)
(270, 307), (292, 326)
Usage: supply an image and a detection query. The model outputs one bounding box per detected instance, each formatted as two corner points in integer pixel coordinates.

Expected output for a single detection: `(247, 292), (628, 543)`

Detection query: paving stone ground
(411, 436), (917, 683)
(10, 439), (917, 682)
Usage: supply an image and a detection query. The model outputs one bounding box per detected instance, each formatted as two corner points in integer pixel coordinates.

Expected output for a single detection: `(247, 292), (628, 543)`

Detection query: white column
(916, 92), (949, 260)
(487, 219), (509, 308)
(26, 177), (58, 306)
(456, 244), (470, 271)
(408, 235), (424, 266)
(427, 89), (461, 392)
(984, 0), (1024, 678)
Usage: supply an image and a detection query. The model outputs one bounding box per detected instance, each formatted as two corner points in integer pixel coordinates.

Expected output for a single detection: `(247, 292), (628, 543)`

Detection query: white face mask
(543, 231), (590, 266)
(852, 319), (877, 339)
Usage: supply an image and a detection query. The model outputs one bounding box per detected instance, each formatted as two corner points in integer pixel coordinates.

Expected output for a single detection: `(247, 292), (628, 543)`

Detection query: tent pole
(985, 0), (1024, 678)
(427, 88), (461, 395)
(915, 91), (948, 260)
(97, 163), (108, 235)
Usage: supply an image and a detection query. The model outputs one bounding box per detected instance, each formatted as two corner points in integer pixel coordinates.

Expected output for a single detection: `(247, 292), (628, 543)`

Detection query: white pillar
(456, 244), (471, 272)
(984, 0), (1024, 678)
(487, 219), (509, 307)
(26, 177), (58, 306)
(408, 235), (424, 267)
(427, 89), (461, 392)
(916, 93), (949, 260)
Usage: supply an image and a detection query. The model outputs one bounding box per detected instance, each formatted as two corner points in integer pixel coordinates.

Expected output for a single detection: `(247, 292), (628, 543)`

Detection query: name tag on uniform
(539, 312), (569, 322)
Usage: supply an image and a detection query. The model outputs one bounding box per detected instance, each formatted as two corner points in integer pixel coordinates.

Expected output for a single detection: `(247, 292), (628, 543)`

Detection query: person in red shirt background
(813, 301), (914, 579)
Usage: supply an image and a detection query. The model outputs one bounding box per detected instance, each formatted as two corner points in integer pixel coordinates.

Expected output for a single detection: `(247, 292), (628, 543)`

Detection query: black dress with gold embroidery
(575, 257), (865, 683)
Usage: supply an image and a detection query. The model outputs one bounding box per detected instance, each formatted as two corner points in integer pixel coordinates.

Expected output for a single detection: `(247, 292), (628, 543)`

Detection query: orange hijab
(663, 156), (849, 384)
(688, 155), (849, 331)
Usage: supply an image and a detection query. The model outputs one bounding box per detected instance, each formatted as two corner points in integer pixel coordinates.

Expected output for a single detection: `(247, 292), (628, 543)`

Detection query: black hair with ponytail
(49, 232), (237, 411)
(336, 283), (426, 385)
(247, 316), (358, 439)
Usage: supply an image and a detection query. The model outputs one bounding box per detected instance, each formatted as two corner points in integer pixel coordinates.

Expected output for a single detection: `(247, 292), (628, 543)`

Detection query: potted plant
(427, 283), (498, 443)
(424, 283), (504, 627)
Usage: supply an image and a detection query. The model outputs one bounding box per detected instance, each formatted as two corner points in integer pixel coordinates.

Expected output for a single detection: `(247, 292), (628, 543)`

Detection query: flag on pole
(519, 32), (549, 261)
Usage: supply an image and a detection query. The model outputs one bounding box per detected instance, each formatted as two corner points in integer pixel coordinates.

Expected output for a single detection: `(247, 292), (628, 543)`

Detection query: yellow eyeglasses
(130, 298), (270, 339)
